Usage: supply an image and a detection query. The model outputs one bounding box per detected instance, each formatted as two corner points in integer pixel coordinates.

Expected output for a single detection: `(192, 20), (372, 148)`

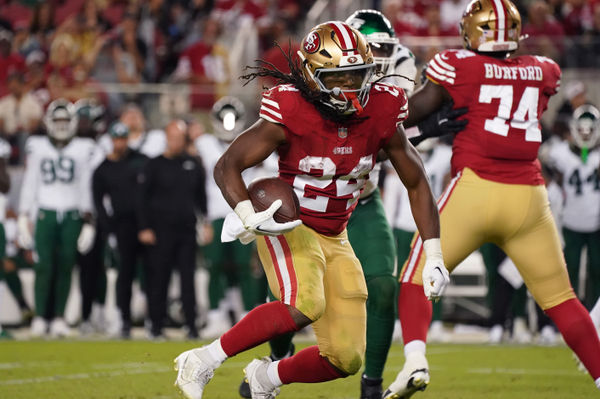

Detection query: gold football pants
(400, 168), (575, 310)
(257, 224), (368, 374)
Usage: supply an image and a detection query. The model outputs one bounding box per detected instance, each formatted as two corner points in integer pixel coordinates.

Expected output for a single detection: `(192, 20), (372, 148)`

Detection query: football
(248, 177), (301, 223)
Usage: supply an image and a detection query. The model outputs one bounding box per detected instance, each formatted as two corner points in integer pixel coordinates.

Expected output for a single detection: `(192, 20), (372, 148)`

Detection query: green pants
(347, 189), (397, 379)
(34, 209), (82, 318)
(563, 227), (600, 308)
(203, 218), (266, 311)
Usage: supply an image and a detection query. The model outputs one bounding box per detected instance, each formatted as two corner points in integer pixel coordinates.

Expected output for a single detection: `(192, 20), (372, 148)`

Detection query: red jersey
(426, 49), (561, 185)
(259, 83), (408, 235)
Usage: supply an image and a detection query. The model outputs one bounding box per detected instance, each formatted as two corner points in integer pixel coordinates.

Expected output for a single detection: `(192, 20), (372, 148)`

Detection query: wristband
(423, 238), (443, 263)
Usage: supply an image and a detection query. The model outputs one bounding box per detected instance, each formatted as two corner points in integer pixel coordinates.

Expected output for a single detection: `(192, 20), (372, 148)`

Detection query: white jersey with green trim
(547, 141), (600, 232)
(19, 136), (96, 215)
(383, 143), (452, 232)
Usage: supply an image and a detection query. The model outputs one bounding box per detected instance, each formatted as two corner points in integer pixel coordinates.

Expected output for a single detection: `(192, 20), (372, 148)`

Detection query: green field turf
(0, 340), (596, 398)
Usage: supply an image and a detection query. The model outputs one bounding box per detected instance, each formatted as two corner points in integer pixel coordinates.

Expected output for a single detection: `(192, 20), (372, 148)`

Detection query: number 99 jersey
(259, 83), (408, 235)
(19, 135), (97, 216)
(426, 49), (561, 185)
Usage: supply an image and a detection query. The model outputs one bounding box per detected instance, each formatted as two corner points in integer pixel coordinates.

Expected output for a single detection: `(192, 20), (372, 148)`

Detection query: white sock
(404, 340), (426, 358)
(206, 338), (228, 366)
(590, 298), (600, 328)
(595, 377), (600, 389)
(268, 361), (283, 386)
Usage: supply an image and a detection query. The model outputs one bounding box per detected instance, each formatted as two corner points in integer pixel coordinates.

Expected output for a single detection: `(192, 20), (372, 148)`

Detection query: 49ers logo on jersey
(303, 31), (320, 54)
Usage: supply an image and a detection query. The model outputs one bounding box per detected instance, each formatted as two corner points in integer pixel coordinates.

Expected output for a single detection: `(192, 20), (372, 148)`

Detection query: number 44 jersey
(19, 136), (97, 216)
(426, 49), (561, 185)
(259, 83), (408, 236)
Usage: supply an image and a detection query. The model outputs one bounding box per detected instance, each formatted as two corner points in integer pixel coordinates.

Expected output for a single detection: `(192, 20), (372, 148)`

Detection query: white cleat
(244, 357), (281, 399)
(30, 317), (47, 338)
(383, 352), (429, 399)
(49, 318), (71, 338)
(511, 317), (532, 344)
(488, 324), (504, 344)
(174, 347), (218, 399)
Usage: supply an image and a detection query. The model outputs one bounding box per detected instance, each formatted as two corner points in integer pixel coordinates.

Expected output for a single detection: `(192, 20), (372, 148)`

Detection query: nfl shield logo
(338, 127), (348, 138)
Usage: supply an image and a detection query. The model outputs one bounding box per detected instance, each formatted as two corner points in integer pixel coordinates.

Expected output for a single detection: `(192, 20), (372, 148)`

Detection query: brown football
(248, 177), (301, 223)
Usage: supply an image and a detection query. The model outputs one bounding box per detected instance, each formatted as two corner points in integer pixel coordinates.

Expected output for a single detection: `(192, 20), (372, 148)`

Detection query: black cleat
(360, 374), (383, 399)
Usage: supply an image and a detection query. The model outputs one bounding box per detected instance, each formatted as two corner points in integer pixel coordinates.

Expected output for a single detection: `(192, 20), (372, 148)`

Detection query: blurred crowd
(0, 0), (598, 341)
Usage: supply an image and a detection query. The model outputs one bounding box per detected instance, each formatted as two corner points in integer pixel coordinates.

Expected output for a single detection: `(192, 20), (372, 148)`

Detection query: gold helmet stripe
(329, 21), (358, 55)
(491, 0), (506, 43)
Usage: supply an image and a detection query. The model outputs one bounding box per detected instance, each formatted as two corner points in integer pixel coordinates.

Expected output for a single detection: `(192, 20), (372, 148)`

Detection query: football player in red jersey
(173, 21), (446, 399)
(384, 0), (600, 398)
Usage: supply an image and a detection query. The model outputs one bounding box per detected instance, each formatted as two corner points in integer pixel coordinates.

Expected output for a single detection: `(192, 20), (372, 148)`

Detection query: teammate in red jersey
(384, 1), (600, 398)
(173, 21), (446, 399)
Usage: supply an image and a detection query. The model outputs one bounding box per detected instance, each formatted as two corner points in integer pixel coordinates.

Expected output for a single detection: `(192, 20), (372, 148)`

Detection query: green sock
(364, 276), (397, 379)
(432, 299), (443, 321)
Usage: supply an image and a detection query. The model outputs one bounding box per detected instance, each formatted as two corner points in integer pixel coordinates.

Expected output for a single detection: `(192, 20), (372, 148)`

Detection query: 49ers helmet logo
(303, 31), (320, 54)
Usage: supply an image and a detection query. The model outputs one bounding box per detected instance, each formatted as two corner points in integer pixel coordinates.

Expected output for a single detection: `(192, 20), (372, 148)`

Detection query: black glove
(409, 104), (468, 147)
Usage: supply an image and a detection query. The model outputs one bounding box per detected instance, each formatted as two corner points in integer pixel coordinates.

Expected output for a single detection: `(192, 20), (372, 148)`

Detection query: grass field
(0, 340), (596, 398)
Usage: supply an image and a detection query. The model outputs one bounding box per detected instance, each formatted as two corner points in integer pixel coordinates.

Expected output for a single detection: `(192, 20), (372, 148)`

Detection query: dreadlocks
(240, 43), (364, 125)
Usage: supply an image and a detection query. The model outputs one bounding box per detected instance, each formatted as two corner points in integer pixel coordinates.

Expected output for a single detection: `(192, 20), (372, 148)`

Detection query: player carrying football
(384, 0), (600, 397)
(173, 21), (446, 399)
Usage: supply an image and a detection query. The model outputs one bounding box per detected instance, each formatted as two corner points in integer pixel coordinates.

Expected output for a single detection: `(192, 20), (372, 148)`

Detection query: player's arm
(0, 158), (10, 194)
(214, 119), (285, 207)
(383, 124), (439, 240)
(404, 79), (451, 128)
(214, 119), (300, 235)
(383, 123), (450, 300)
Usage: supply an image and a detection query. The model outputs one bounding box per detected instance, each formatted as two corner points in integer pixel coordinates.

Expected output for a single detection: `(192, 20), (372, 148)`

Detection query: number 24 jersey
(426, 49), (561, 185)
(259, 83), (408, 236)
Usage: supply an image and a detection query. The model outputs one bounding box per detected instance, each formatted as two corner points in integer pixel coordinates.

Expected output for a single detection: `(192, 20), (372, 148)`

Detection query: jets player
(18, 99), (96, 338)
(195, 96), (275, 338)
(174, 21), (443, 399)
(385, 0), (600, 397)
(546, 104), (600, 307)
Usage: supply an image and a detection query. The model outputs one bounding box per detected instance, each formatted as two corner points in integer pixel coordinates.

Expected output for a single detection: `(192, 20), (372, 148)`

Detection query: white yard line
(0, 366), (171, 385)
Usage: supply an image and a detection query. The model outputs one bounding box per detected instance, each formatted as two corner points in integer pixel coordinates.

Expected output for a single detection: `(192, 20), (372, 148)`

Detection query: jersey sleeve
(0, 138), (11, 160)
(425, 50), (458, 88)
(535, 55), (561, 96)
(259, 87), (285, 125)
(19, 150), (39, 216)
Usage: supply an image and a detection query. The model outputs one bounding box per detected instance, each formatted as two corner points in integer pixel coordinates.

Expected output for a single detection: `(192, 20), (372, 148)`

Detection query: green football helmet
(570, 104), (600, 151)
(346, 9), (400, 76)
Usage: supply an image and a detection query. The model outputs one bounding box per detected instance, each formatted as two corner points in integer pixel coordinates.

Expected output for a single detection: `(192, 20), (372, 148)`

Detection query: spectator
(29, 1), (57, 51)
(137, 119), (207, 339)
(0, 71), (42, 138)
(0, 28), (25, 97)
(93, 122), (149, 338)
(521, 0), (565, 62)
(24, 50), (50, 108)
(172, 16), (230, 109)
(440, 0), (471, 32)
(583, 2), (600, 67)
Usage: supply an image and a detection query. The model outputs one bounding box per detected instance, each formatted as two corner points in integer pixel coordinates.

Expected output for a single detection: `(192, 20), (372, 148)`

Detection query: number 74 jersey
(19, 136), (97, 215)
(426, 49), (561, 185)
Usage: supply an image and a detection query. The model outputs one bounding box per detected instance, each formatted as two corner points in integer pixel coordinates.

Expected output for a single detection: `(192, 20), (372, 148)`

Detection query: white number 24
(478, 85), (541, 142)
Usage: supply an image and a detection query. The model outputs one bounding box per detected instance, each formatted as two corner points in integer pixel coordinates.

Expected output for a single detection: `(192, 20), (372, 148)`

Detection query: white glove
(17, 214), (33, 249)
(221, 212), (256, 245)
(234, 199), (301, 236)
(77, 223), (96, 254)
(421, 238), (450, 301)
